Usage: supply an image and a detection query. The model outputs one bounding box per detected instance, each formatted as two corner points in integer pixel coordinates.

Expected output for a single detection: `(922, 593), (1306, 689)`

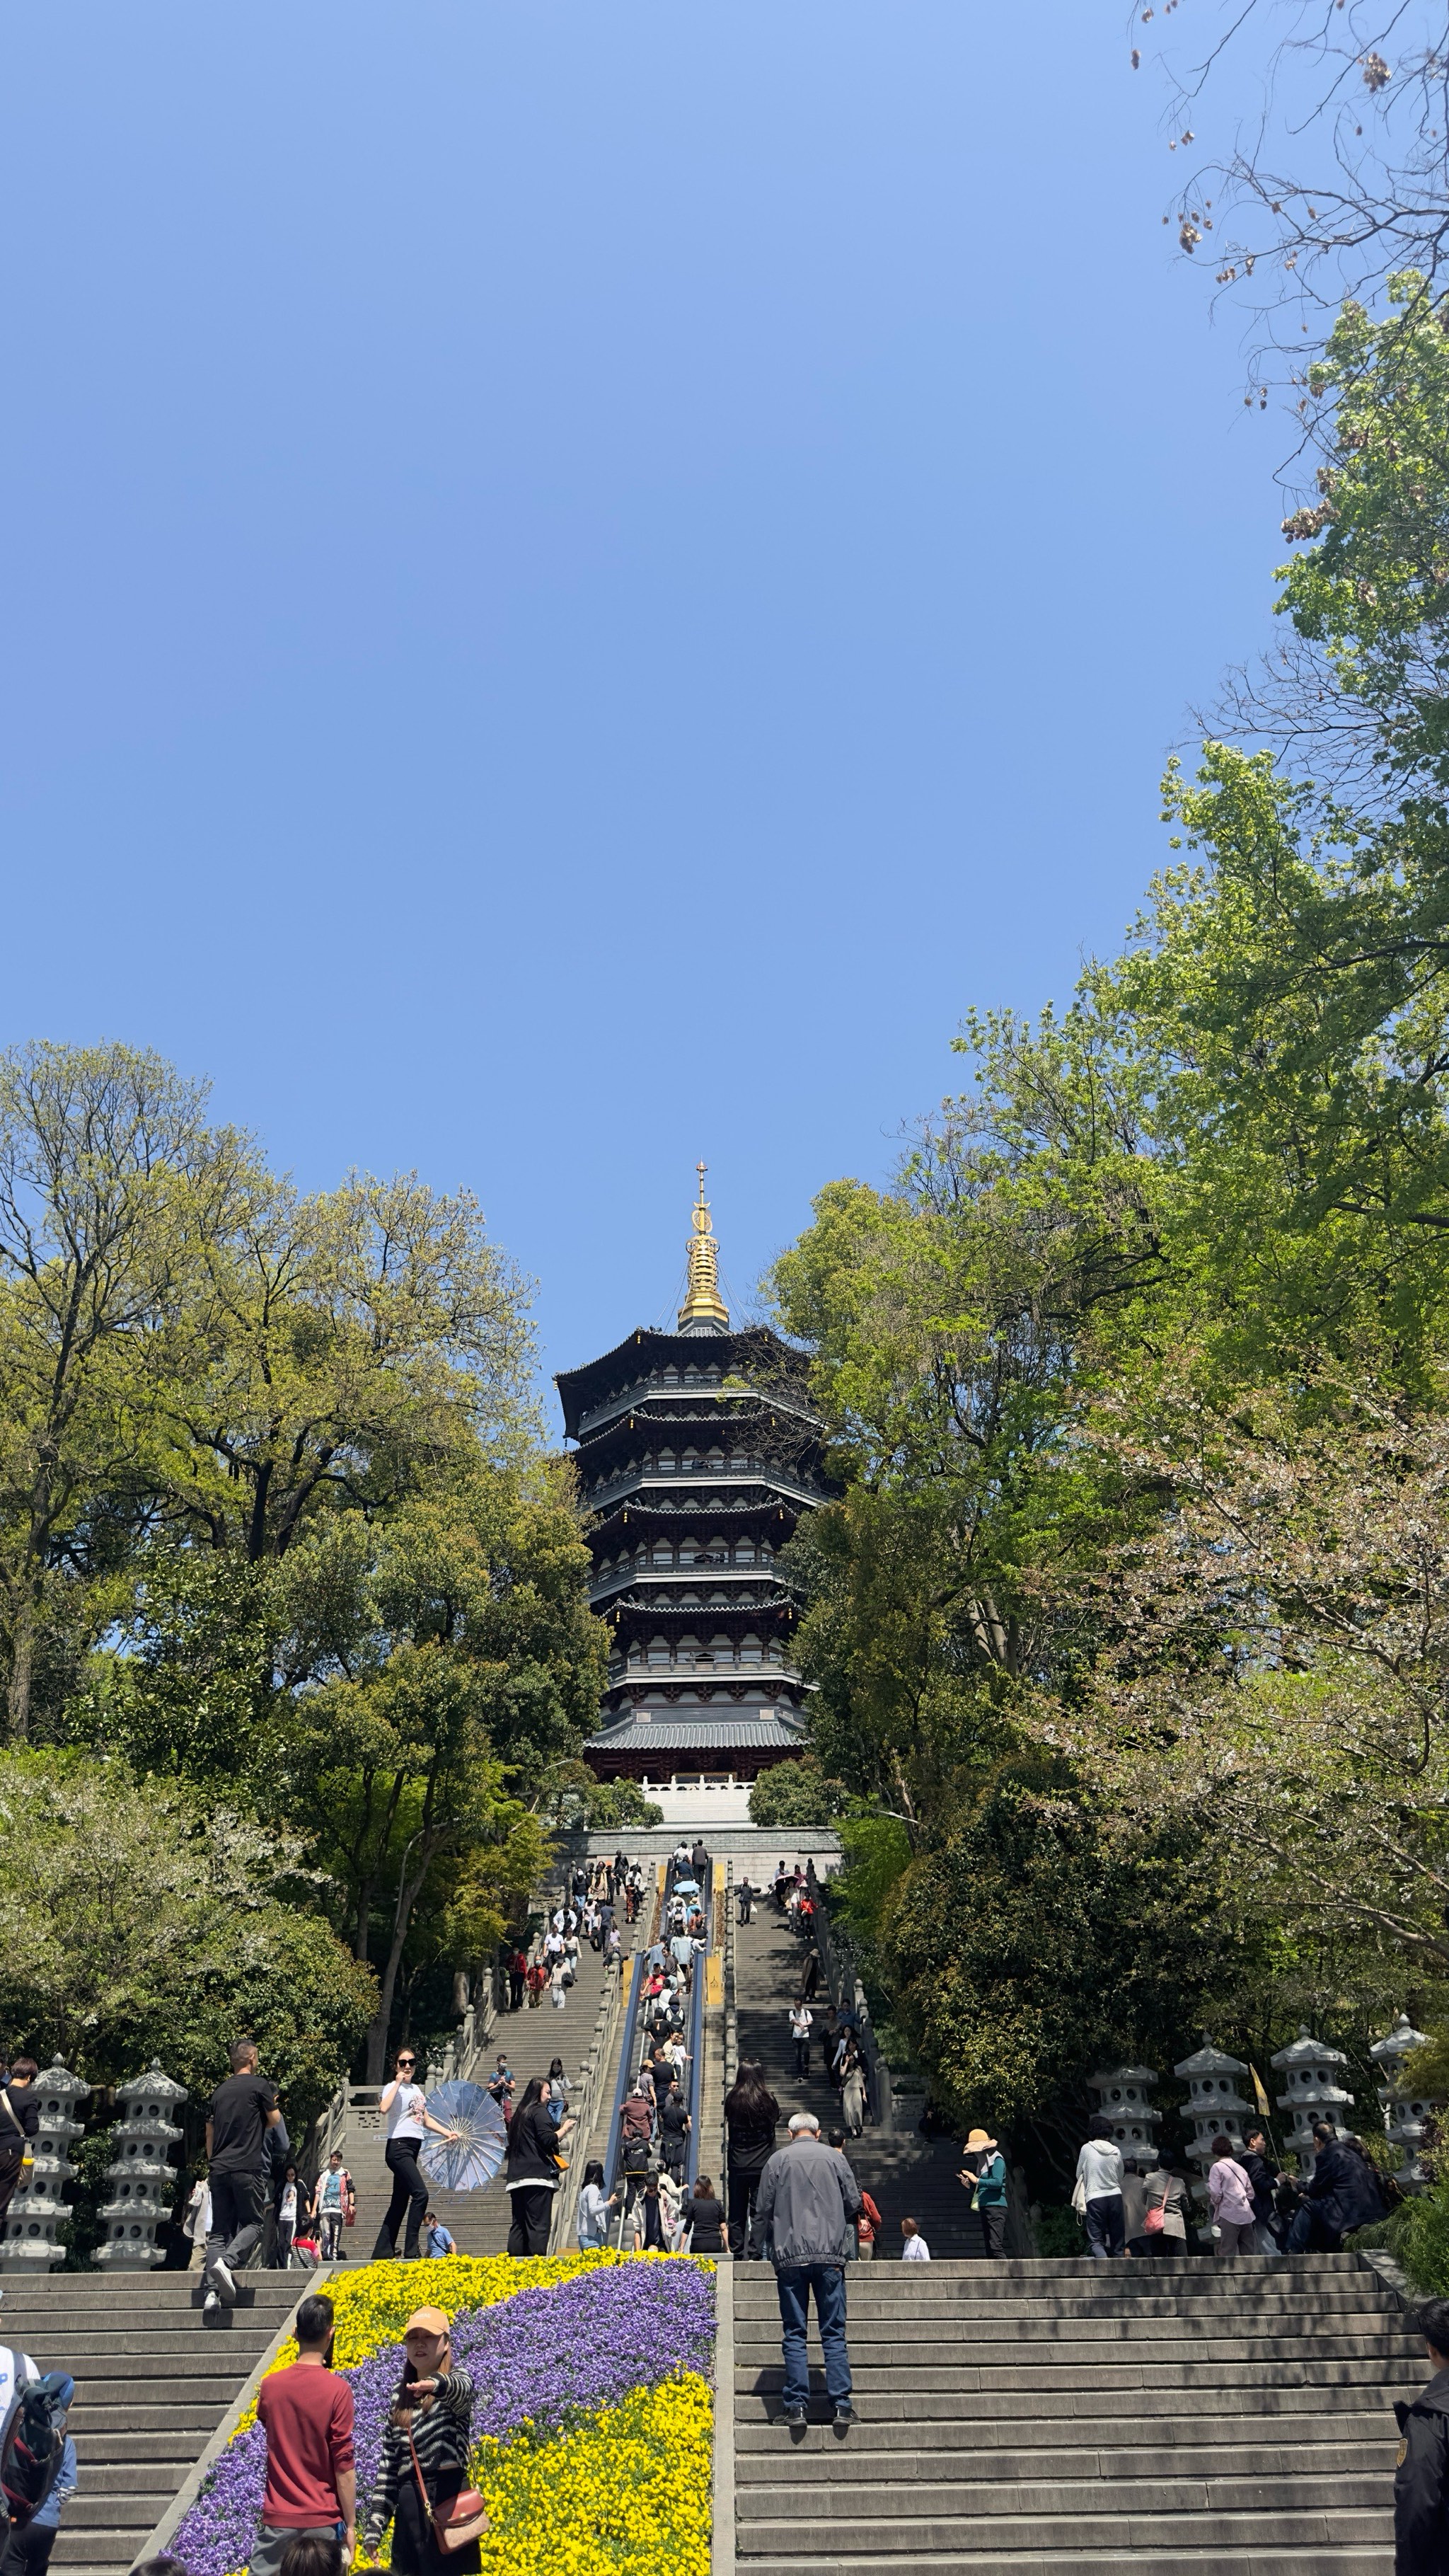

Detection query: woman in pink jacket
(1207, 2134), (1257, 2260)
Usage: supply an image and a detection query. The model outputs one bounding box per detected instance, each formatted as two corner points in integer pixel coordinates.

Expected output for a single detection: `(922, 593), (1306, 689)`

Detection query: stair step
(735, 2441), (1398, 2480)
(739, 2508), (1392, 2552)
(737, 2475), (1389, 2519)
(737, 2553), (1393, 2576)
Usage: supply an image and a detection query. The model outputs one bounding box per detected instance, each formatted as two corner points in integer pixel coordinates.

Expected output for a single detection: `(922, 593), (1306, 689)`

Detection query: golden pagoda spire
(678, 1161), (729, 1331)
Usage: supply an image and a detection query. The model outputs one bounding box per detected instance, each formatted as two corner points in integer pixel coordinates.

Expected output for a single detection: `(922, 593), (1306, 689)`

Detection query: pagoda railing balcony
(588, 1563), (787, 1602)
(583, 1467), (824, 1514)
(608, 1660), (802, 1686)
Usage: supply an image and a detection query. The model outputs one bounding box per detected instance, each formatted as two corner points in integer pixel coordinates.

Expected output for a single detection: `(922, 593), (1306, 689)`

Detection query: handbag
(0, 2084), (33, 2171)
(1070, 2174), (1087, 2218)
(408, 2427), (489, 2553)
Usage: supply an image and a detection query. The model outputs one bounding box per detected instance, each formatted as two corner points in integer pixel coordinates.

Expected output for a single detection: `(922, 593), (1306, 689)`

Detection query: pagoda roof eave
(554, 1323), (810, 1442)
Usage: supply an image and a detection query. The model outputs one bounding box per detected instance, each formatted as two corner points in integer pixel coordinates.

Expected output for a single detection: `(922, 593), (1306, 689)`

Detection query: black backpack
(0, 2369), (73, 2540)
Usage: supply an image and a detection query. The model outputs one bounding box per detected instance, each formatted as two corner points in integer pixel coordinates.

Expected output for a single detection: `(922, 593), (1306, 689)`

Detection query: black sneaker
(780, 2405), (807, 2427)
(833, 2403), (854, 2425)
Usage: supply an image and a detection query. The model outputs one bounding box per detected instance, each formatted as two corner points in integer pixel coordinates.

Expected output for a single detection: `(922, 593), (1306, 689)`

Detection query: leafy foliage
(745, 1758), (848, 1829)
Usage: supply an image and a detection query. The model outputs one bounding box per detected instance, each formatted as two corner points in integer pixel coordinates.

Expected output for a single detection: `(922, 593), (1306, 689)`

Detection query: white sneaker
(210, 2256), (237, 2302)
(203, 2290), (221, 2316)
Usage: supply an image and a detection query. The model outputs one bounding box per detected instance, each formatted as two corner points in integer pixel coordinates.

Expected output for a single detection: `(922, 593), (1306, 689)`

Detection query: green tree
(0, 1752), (374, 2122)
(157, 1168), (536, 1561)
(746, 1757), (848, 1829)
(0, 1042), (245, 1739)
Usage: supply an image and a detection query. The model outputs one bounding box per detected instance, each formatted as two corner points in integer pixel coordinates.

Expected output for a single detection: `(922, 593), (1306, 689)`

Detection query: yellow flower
(467, 2373), (713, 2576)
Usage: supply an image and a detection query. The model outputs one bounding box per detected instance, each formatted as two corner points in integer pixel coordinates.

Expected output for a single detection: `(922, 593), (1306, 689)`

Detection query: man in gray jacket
(755, 2109), (862, 2426)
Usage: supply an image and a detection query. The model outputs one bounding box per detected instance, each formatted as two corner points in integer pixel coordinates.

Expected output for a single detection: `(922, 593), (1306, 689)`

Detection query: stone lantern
(93, 2062), (187, 2270)
(1087, 2064), (1162, 2161)
(0, 2062), (90, 2271)
(1371, 2014), (1441, 2190)
(1270, 2025), (1354, 2164)
(1173, 2035), (1255, 2173)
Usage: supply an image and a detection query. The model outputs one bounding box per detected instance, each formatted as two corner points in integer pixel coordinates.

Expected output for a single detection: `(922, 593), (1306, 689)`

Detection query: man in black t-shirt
(203, 2037), (283, 2311)
(0, 2057), (40, 2233)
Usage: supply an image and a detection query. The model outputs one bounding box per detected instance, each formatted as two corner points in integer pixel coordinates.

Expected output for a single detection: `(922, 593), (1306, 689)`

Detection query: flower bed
(173, 2253), (715, 2576)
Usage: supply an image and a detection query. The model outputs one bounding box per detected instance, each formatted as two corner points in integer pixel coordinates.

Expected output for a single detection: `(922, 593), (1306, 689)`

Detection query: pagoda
(555, 1170), (828, 1808)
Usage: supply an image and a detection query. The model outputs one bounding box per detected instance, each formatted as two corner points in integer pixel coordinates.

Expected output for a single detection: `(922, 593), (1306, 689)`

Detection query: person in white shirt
(900, 2218), (930, 2261)
(371, 2047), (458, 2261)
(1075, 2117), (1126, 2259)
(789, 2003), (814, 2078)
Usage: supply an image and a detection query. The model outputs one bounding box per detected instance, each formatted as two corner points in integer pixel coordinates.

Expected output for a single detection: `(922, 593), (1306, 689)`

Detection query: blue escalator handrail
(603, 1948), (645, 2192)
(682, 1872), (710, 2191)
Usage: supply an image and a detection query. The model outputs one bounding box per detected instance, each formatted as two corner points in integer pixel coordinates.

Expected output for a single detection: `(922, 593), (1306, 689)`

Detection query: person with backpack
(424, 2210), (455, 2258)
(10, 2400), (78, 2576)
(0, 2364), (75, 2575)
(0, 2060), (39, 2241)
(855, 2180), (883, 2260)
(658, 2083), (690, 2179)
(312, 2152), (354, 2262)
(1288, 2123), (1387, 2252)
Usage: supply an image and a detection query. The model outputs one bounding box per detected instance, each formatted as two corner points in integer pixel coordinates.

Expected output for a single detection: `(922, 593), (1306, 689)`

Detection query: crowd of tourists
(1071, 2114), (1390, 2260)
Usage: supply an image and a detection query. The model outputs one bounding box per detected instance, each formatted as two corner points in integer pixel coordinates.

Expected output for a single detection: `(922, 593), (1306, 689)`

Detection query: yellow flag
(1250, 2064), (1272, 2120)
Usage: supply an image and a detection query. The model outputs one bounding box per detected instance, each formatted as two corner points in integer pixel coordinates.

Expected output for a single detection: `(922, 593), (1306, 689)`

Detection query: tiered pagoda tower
(555, 1171), (828, 1798)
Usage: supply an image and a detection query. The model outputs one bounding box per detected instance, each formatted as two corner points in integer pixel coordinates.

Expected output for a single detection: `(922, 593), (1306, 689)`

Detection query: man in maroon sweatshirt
(253, 2292), (356, 2576)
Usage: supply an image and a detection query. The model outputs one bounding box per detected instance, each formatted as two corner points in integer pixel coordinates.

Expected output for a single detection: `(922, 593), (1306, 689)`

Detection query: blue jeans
(775, 2262), (852, 2408)
(1085, 2194), (1124, 2259)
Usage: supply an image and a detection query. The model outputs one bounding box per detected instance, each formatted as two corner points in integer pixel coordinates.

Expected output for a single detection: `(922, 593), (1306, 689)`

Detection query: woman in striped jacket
(363, 2307), (484, 2576)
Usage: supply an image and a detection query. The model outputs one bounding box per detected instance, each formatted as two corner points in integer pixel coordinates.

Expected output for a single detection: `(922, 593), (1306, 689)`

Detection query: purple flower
(173, 2423), (267, 2576)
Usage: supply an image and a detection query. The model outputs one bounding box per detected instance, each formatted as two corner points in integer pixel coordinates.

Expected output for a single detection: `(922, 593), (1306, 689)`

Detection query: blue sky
(1, 3), (1285, 1415)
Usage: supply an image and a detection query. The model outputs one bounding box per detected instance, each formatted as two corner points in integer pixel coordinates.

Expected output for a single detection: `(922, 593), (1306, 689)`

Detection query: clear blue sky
(1, 3), (1283, 1417)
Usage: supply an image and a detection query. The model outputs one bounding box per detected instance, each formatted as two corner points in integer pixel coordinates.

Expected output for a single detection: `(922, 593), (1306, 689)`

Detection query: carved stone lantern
(1173, 2035), (1255, 2173)
(1371, 2014), (1441, 2190)
(1270, 2025), (1354, 2165)
(0, 2062), (90, 2270)
(93, 2062), (187, 2270)
(1087, 2064), (1162, 2161)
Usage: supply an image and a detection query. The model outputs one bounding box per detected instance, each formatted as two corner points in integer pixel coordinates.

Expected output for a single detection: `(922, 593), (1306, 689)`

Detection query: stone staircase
(732, 1902), (975, 2255)
(336, 1925), (633, 2258)
(0, 2270), (303, 2576)
(732, 2255), (1415, 2574)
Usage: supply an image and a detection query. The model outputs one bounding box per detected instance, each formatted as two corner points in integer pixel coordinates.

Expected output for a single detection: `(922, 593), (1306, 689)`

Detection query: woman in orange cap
(362, 2308), (486, 2576)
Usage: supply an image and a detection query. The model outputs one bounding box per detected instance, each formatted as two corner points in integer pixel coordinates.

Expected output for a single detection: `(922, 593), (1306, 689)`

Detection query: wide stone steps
(0, 2272), (303, 2576)
(737, 2437), (1397, 2480)
(738, 2546), (1392, 2576)
(337, 1923), (637, 2257)
(730, 2256), (1410, 2575)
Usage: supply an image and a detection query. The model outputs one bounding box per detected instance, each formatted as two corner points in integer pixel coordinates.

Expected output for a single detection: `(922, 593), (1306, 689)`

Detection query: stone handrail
(806, 1860), (894, 2137)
